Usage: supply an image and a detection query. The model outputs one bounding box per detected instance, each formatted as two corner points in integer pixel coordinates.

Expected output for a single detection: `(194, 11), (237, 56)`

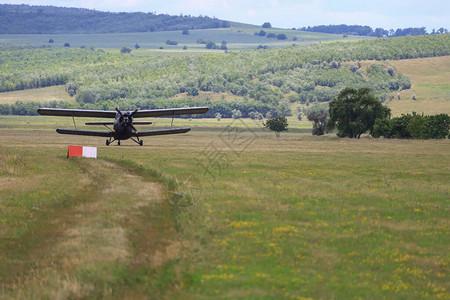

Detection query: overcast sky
(2, 0), (449, 30)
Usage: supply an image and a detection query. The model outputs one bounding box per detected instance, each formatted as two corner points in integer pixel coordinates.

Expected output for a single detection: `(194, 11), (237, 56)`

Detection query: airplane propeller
(115, 107), (140, 133)
(130, 108), (140, 133)
(130, 108), (140, 116)
(114, 106), (123, 117)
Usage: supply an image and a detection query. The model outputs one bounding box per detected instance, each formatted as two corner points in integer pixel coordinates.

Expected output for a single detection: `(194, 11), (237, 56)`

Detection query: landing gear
(106, 137), (118, 146)
(131, 136), (143, 146)
(106, 136), (142, 146)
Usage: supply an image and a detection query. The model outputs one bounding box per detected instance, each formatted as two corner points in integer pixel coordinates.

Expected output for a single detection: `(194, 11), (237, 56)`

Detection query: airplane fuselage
(113, 112), (134, 140)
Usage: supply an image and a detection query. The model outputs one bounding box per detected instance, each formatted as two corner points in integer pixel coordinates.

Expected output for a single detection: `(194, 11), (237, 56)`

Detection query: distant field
(387, 56), (450, 116)
(0, 85), (72, 104)
(0, 24), (370, 50)
(0, 116), (448, 299)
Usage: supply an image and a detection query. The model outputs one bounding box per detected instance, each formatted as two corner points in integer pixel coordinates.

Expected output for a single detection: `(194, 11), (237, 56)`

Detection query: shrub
(206, 41), (217, 49)
(231, 109), (242, 119)
(249, 111), (264, 120)
(0, 104), (10, 115)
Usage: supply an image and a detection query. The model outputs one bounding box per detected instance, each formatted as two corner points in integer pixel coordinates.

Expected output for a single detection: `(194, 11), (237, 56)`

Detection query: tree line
(301, 24), (448, 37)
(0, 4), (230, 34)
(0, 98), (287, 120)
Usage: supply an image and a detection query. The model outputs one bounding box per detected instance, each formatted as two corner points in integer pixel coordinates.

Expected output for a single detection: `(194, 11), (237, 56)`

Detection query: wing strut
(171, 111), (175, 127)
(72, 115), (77, 129)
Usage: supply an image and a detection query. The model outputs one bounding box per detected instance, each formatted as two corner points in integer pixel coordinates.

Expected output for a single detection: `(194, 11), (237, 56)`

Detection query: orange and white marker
(67, 145), (97, 158)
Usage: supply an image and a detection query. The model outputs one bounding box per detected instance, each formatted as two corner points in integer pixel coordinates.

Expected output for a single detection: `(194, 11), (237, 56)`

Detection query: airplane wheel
(106, 139), (110, 146)
(139, 140), (143, 146)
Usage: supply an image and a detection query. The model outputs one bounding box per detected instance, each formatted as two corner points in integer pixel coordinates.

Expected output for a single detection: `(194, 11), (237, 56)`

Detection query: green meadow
(388, 56), (450, 115)
(0, 30), (448, 299)
(0, 116), (448, 299)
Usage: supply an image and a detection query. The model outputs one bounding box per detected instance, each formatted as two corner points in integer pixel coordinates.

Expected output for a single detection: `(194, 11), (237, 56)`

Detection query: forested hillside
(0, 4), (230, 34)
(0, 34), (449, 117)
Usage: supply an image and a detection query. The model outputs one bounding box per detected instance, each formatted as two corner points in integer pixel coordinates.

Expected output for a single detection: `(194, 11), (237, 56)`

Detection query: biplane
(37, 106), (209, 146)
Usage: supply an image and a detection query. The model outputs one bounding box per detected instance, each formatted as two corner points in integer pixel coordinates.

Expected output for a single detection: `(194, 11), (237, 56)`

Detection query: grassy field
(388, 56), (450, 116)
(0, 85), (73, 105)
(0, 116), (448, 299)
(0, 24), (369, 50)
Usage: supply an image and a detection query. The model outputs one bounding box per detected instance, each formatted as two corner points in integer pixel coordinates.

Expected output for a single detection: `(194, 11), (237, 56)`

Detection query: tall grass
(126, 133), (449, 299)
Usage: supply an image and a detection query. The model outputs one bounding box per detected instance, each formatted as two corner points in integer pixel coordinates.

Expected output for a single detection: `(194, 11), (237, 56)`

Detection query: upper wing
(56, 128), (111, 137)
(85, 122), (115, 126)
(85, 121), (153, 126)
(38, 108), (116, 118)
(133, 107), (209, 118)
(134, 127), (191, 137)
(38, 107), (209, 118)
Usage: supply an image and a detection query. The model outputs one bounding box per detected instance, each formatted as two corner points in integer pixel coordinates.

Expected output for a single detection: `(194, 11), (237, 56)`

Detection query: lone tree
(306, 107), (329, 136)
(262, 22), (272, 28)
(264, 115), (288, 137)
(327, 87), (390, 138)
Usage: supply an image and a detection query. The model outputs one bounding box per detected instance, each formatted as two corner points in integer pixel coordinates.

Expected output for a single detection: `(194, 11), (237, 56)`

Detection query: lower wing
(85, 121), (153, 126)
(56, 128), (111, 137)
(135, 127), (191, 136)
(56, 127), (191, 137)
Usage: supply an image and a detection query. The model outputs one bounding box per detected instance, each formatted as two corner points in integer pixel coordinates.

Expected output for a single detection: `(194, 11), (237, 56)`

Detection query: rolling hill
(0, 4), (230, 34)
(0, 4), (370, 50)
(0, 24), (367, 50)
